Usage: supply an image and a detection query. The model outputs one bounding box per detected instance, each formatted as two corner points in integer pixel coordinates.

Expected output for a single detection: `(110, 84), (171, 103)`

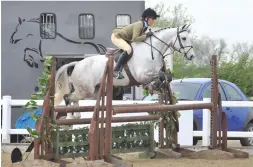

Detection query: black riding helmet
(141, 8), (160, 19)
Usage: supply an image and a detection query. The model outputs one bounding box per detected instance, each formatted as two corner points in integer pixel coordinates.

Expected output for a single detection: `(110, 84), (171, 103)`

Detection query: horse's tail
(54, 61), (78, 106)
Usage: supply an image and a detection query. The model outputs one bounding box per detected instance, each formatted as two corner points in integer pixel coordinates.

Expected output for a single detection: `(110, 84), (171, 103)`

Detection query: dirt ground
(2, 141), (253, 167)
(2, 151), (253, 167)
(119, 153), (253, 167)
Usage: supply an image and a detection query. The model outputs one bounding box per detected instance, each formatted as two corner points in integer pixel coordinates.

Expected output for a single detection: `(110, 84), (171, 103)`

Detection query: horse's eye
(182, 37), (186, 40)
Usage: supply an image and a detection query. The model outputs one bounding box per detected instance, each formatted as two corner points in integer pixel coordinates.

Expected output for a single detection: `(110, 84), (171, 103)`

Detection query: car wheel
(193, 122), (198, 145)
(240, 122), (253, 146)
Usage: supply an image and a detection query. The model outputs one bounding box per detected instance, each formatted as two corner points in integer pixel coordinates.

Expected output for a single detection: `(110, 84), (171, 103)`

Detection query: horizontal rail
(0, 129), (31, 135)
(193, 131), (253, 138)
(112, 103), (213, 114)
(3, 129), (253, 138)
(55, 103), (159, 113)
(3, 98), (253, 108)
(55, 115), (160, 125)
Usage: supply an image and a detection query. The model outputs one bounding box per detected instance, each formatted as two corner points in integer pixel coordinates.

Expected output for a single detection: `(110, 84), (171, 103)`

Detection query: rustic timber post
(210, 55), (218, 149)
(104, 55), (114, 162)
(89, 59), (109, 160)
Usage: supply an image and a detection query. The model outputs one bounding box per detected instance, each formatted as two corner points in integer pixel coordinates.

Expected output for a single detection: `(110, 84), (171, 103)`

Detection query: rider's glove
(146, 31), (153, 37)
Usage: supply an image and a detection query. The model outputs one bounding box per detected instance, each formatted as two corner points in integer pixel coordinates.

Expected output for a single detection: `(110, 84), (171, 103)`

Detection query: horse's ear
(18, 17), (22, 24)
(181, 24), (192, 32)
(27, 18), (40, 23)
(181, 24), (187, 30)
(186, 24), (192, 33)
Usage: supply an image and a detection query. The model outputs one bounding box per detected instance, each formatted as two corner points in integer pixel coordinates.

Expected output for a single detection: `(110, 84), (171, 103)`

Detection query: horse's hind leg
(63, 92), (76, 119)
(73, 101), (81, 119)
(63, 82), (76, 119)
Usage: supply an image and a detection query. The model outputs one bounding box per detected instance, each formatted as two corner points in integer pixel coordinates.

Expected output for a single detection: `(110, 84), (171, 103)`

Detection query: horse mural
(9, 17), (106, 69)
(54, 24), (195, 120)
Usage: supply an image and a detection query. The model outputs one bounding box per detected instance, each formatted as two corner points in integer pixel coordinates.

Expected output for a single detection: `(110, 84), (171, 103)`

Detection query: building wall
(1, 0), (145, 128)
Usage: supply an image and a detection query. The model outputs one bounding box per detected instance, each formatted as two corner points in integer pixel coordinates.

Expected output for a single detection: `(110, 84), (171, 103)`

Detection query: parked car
(142, 78), (253, 146)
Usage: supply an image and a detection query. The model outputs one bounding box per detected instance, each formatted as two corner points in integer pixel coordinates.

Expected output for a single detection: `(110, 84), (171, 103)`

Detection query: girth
(105, 46), (141, 87)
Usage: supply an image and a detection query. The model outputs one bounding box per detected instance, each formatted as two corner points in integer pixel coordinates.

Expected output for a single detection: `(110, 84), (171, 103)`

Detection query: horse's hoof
(66, 114), (75, 119)
(74, 112), (81, 119)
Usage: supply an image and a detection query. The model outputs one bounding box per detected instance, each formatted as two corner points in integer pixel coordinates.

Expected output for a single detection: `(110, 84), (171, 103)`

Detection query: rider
(111, 8), (160, 79)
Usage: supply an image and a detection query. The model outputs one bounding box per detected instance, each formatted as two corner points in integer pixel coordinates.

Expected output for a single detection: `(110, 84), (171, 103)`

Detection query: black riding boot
(113, 51), (129, 79)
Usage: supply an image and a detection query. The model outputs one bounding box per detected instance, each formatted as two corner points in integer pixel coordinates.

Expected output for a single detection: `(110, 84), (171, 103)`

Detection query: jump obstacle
(30, 54), (249, 166)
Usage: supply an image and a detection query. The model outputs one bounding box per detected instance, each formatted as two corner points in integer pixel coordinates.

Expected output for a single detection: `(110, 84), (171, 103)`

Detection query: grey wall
(1, 1), (145, 128)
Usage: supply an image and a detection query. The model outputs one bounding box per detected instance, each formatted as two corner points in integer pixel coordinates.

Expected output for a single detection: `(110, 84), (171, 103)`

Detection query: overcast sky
(145, 0), (253, 46)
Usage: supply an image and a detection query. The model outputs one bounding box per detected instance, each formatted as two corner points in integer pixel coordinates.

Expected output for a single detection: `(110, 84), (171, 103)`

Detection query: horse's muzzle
(10, 38), (22, 44)
(185, 54), (194, 61)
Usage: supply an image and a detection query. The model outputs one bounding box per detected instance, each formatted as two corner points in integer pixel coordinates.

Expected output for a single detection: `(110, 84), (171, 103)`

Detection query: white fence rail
(1, 95), (253, 146)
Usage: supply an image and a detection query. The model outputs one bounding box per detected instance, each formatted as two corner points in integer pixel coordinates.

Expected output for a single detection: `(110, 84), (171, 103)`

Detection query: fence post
(2, 95), (12, 143)
(202, 98), (211, 146)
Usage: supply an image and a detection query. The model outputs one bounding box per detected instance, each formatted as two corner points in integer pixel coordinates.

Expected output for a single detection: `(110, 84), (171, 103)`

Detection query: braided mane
(153, 26), (171, 33)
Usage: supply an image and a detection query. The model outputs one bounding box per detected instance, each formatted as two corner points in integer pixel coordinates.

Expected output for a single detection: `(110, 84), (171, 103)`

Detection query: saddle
(105, 43), (140, 86)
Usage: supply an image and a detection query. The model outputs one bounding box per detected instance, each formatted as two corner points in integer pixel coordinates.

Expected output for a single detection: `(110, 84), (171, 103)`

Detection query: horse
(54, 24), (195, 120)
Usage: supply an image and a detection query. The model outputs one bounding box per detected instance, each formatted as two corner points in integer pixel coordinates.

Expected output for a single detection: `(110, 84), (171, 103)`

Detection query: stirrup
(113, 71), (124, 79)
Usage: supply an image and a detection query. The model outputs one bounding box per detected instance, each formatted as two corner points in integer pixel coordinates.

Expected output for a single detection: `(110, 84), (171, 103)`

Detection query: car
(142, 78), (253, 146)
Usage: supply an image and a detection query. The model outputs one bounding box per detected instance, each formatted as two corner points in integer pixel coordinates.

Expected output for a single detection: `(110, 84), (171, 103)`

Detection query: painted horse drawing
(9, 17), (106, 69)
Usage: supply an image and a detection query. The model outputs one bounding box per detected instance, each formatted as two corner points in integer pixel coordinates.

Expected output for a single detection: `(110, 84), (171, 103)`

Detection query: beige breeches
(111, 33), (132, 55)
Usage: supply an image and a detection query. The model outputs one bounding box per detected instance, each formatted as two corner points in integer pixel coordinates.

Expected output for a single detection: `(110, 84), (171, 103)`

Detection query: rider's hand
(146, 31), (153, 37)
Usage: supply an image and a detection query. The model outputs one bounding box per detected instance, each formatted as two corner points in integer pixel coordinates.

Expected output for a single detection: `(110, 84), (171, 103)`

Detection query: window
(170, 82), (202, 100)
(79, 14), (95, 39)
(202, 83), (227, 101)
(222, 83), (243, 101)
(116, 14), (131, 28)
(40, 13), (56, 39)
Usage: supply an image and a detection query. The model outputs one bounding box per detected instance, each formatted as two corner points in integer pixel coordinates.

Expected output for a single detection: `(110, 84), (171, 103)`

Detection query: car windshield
(142, 82), (202, 101)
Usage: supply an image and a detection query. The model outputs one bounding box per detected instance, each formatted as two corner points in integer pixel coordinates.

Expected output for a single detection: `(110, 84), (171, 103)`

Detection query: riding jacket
(112, 20), (148, 43)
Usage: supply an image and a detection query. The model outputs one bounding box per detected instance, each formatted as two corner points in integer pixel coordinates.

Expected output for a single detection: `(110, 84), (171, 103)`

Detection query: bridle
(143, 27), (193, 60)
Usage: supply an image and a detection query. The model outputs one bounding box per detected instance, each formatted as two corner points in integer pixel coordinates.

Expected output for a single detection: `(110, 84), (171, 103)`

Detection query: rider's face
(145, 17), (155, 26)
(147, 18), (155, 26)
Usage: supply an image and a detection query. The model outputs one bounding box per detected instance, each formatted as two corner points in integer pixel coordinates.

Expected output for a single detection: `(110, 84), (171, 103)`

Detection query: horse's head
(170, 24), (195, 60)
(10, 17), (39, 44)
(153, 24), (195, 61)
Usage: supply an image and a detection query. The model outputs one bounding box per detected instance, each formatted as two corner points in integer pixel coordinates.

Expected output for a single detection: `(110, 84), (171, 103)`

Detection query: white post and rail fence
(1, 95), (253, 146)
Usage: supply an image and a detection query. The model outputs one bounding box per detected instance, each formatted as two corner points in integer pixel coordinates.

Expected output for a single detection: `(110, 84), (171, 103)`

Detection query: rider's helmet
(141, 8), (160, 19)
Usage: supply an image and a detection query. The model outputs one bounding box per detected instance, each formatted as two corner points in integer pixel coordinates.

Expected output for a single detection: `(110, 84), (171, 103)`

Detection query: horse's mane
(152, 26), (171, 33)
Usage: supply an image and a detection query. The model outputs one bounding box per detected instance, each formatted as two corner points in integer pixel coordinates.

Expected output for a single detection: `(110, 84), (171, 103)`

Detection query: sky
(145, 0), (253, 46)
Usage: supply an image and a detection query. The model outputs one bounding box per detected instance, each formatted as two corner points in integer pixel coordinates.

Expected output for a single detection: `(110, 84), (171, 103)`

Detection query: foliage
(153, 4), (194, 28)
(25, 56), (53, 110)
(148, 2), (253, 98)
(24, 56), (59, 140)
(173, 53), (211, 78)
(218, 54), (253, 97)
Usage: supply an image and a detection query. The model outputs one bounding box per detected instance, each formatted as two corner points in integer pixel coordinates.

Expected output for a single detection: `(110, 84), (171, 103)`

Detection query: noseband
(144, 27), (193, 60)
